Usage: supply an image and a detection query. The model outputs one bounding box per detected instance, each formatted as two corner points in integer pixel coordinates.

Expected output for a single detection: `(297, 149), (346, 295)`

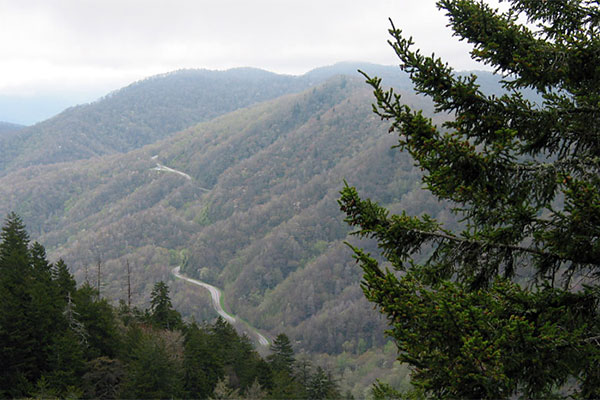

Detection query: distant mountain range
(0, 120), (25, 135)
(0, 63), (414, 176)
(0, 62), (510, 395)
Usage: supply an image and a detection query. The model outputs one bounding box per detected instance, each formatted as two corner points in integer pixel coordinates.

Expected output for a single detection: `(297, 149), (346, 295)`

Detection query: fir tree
(82, 356), (125, 400)
(0, 214), (39, 396)
(119, 329), (183, 399)
(267, 333), (295, 375)
(0, 214), (84, 397)
(340, 0), (600, 398)
(183, 322), (223, 399)
(53, 259), (77, 303)
(306, 366), (339, 400)
(149, 280), (182, 330)
(210, 377), (240, 400)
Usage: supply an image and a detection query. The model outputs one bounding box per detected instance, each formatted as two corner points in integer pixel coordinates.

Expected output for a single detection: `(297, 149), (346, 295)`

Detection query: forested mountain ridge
(0, 63), (512, 178)
(0, 65), (505, 396)
(0, 74), (447, 395)
(0, 214), (341, 398)
(0, 121), (24, 138)
(0, 64), (413, 177)
(0, 68), (307, 175)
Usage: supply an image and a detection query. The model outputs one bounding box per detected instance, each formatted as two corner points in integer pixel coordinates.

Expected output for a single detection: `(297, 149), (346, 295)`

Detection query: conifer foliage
(340, 0), (600, 398)
(0, 213), (342, 399)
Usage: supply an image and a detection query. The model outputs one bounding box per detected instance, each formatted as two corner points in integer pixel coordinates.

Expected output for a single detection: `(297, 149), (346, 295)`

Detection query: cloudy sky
(0, 0), (504, 123)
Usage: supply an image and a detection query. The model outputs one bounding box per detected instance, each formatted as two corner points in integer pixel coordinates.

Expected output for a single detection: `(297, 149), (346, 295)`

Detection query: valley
(173, 266), (270, 347)
(0, 63), (472, 396)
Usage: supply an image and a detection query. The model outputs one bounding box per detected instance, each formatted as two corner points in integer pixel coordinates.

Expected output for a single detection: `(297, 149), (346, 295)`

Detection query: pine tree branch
(407, 226), (560, 260)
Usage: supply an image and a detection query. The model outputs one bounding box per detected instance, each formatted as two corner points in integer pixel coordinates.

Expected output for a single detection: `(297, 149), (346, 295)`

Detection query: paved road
(151, 162), (211, 192)
(153, 163), (192, 180)
(172, 267), (270, 346)
(173, 266), (235, 323)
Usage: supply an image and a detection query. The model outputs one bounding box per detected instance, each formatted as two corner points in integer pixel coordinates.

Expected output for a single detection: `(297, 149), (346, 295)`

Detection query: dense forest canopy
(0, 58), (549, 396)
(340, 0), (600, 398)
(0, 214), (343, 399)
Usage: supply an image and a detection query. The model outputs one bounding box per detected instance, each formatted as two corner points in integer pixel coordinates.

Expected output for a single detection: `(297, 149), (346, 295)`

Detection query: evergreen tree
(45, 329), (87, 393)
(183, 322), (223, 399)
(0, 214), (84, 397)
(244, 378), (267, 400)
(306, 366), (339, 400)
(120, 328), (183, 399)
(267, 333), (295, 374)
(149, 280), (182, 330)
(53, 259), (77, 302)
(0, 212), (29, 264)
(339, 0), (600, 398)
(73, 283), (121, 360)
(0, 214), (40, 396)
(30, 242), (52, 282)
(210, 317), (239, 364)
(82, 357), (125, 400)
(210, 377), (240, 400)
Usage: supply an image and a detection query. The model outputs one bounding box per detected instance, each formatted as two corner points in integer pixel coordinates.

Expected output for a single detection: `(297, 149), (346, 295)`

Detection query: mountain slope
(0, 67), (498, 395)
(0, 75), (446, 350)
(0, 121), (25, 138)
(0, 63), (510, 178)
(0, 63), (415, 177)
(0, 68), (313, 175)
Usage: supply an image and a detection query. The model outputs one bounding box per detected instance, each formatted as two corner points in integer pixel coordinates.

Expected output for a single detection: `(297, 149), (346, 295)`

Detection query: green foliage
(0, 214), (57, 397)
(82, 357), (125, 399)
(0, 214), (348, 399)
(267, 333), (296, 374)
(53, 259), (77, 301)
(119, 326), (184, 399)
(340, 1), (600, 398)
(73, 283), (122, 360)
(371, 380), (404, 400)
(0, 68), (316, 175)
(149, 280), (183, 330)
(183, 322), (223, 398)
(210, 377), (240, 400)
(244, 378), (267, 399)
(0, 67), (449, 396)
(0, 73), (432, 375)
(306, 366), (339, 400)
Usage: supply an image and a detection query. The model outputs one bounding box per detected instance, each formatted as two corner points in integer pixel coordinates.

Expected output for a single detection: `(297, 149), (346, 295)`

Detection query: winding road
(151, 161), (211, 192)
(172, 267), (270, 346)
(153, 163), (192, 180)
(158, 157), (268, 346)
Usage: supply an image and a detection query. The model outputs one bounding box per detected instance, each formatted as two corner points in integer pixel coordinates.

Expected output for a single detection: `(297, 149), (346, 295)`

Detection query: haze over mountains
(0, 62), (501, 395)
(0, 121), (24, 137)
(0, 63), (419, 176)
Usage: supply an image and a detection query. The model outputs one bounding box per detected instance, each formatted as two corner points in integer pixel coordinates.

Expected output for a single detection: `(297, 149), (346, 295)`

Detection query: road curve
(173, 266), (235, 323)
(172, 267), (270, 346)
(153, 163), (192, 180)
(151, 162), (211, 192)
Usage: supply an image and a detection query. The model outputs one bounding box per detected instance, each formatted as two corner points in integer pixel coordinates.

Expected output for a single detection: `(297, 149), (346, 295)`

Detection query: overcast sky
(0, 0), (503, 99)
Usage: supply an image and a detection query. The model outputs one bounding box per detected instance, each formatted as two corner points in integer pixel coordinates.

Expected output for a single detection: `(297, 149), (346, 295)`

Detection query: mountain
(0, 121), (25, 136)
(0, 63), (442, 177)
(0, 63), (513, 178)
(0, 68), (313, 175)
(0, 74), (449, 394)
(0, 64), (506, 395)
(0, 91), (109, 126)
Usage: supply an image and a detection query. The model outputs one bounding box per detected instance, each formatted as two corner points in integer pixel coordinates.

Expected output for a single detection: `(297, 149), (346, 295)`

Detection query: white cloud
(0, 0), (502, 96)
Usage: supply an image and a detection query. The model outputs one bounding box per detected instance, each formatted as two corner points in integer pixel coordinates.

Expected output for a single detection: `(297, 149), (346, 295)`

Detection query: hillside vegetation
(0, 65), (504, 396)
(0, 75), (449, 395)
(0, 68), (310, 175)
(0, 214), (341, 399)
(0, 64), (416, 177)
(0, 121), (24, 138)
